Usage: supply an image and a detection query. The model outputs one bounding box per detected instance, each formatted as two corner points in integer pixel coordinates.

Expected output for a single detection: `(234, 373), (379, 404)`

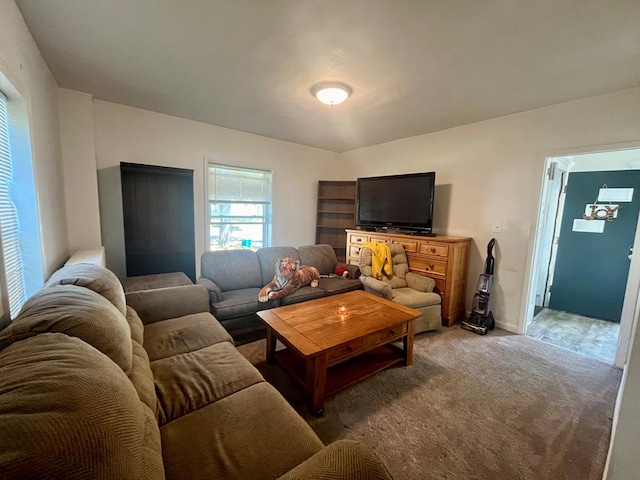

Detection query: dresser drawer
(327, 338), (364, 364)
(433, 277), (446, 295)
(378, 323), (408, 342)
(369, 235), (392, 244)
(408, 256), (447, 276)
(348, 233), (369, 245)
(349, 245), (362, 258)
(419, 241), (449, 257)
(392, 239), (418, 253)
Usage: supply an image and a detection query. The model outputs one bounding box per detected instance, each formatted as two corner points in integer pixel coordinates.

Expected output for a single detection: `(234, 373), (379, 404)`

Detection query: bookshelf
(315, 181), (356, 262)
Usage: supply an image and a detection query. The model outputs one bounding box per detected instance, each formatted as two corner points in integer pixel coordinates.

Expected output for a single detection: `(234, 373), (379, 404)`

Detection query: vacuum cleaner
(461, 238), (496, 335)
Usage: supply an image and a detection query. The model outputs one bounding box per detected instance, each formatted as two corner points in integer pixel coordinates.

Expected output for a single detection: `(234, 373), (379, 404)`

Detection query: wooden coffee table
(257, 290), (419, 416)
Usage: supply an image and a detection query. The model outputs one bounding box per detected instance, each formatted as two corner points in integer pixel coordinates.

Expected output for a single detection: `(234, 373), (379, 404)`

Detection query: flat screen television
(356, 172), (436, 234)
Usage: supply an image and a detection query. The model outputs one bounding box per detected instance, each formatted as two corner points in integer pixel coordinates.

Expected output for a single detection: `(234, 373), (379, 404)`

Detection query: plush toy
(258, 258), (320, 302)
(334, 265), (351, 279)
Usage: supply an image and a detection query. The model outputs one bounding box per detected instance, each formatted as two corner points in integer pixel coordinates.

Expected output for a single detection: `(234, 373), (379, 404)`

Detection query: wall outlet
(492, 221), (503, 233)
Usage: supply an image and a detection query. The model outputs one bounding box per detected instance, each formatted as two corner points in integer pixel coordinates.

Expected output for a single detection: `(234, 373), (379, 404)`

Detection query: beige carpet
(237, 326), (622, 480)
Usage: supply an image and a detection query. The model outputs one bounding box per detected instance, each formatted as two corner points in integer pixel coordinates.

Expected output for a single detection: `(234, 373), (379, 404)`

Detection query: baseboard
(495, 319), (518, 333)
(463, 310), (518, 333)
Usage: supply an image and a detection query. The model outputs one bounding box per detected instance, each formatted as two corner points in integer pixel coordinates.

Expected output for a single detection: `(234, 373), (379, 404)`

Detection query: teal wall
(549, 170), (640, 322)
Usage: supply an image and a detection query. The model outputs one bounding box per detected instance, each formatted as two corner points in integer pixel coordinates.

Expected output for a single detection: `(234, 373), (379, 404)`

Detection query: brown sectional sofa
(0, 263), (391, 479)
(198, 244), (363, 344)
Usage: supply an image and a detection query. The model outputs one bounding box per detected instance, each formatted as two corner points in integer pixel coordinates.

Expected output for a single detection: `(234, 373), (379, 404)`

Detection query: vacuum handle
(485, 238), (496, 275)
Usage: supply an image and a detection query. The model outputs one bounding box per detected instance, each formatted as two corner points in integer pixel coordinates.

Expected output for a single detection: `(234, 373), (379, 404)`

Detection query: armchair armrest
(196, 277), (222, 303)
(125, 284), (210, 325)
(360, 276), (393, 300)
(406, 272), (435, 292)
(278, 440), (392, 480)
(338, 262), (360, 280)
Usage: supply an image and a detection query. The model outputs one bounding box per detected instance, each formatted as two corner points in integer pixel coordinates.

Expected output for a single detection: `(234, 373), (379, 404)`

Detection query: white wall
(91, 99), (339, 278)
(58, 88), (101, 253)
(0, 0), (68, 279)
(339, 87), (640, 332)
(605, 303), (640, 479)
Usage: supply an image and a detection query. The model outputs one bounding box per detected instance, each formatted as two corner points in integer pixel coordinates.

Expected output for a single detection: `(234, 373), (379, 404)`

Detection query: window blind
(0, 93), (26, 317)
(208, 164), (271, 202)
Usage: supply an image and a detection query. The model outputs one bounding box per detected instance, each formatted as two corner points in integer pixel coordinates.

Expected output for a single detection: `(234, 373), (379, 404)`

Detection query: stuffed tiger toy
(258, 257), (320, 302)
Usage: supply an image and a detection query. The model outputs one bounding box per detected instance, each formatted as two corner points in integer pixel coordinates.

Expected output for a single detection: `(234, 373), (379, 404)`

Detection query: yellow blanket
(361, 242), (392, 280)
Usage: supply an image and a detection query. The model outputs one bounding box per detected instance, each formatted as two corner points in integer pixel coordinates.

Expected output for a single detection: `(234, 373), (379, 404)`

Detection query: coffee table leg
(306, 355), (327, 416)
(403, 321), (415, 366)
(266, 327), (276, 365)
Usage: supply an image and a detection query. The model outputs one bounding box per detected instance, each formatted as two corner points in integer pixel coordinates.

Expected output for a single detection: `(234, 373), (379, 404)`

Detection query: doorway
(526, 148), (640, 366)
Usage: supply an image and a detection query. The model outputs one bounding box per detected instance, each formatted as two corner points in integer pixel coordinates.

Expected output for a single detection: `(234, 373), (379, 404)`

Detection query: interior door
(121, 162), (196, 281)
(544, 171), (568, 307)
(548, 170), (640, 322)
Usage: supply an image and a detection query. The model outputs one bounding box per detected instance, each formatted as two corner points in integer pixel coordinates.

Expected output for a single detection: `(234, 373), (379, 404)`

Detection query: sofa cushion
(256, 246), (301, 286)
(317, 276), (363, 295)
(140, 403), (165, 480)
(212, 288), (275, 320)
(278, 440), (393, 480)
(201, 250), (263, 291)
(297, 244), (338, 275)
(126, 306), (145, 344)
(392, 288), (442, 309)
(0, 333), (148, 479)
(126, 284), (211, 325)
(0, 285), (132, 374)
(280, 285), (327, 305)
(130, 341), (158, 413)
(44, 263), (127, 315)
(160, 382), (324, 480)
(151, 341), (264, 425)
(143, 312), (233, 361)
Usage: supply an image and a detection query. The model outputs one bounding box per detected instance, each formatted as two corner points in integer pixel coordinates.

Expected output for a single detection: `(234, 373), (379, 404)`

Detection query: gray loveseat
(197, 244), (362, 344)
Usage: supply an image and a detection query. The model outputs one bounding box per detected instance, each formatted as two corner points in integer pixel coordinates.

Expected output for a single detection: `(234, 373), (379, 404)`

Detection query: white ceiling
(15, 0), (640, 152)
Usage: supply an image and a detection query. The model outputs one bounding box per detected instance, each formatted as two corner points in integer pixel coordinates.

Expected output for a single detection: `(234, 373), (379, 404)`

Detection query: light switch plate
(492, 221), (503, 233)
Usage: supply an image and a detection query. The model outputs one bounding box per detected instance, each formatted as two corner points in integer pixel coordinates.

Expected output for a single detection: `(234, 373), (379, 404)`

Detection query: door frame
(531, 157), (573, 311)
(521, 142), (640, 369)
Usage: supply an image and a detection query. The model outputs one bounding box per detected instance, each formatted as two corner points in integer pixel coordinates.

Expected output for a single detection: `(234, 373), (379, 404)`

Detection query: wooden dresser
(346, 229), (472, 327)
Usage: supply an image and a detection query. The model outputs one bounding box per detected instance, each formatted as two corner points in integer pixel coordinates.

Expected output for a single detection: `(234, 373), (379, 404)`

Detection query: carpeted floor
(237, 325), (622, 480)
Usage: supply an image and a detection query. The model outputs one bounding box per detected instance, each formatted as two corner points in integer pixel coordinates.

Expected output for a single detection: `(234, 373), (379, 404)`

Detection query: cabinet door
(121, 163), (195, 281)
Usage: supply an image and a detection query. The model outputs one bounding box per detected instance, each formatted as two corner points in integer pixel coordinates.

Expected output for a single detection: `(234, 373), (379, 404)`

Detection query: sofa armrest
(338, 262), (361, 280)
(278, 440), (392, 480)
(125, 284), (210, 325)
(196, 277), (222, 303)
(360, 276), (393, 300)
(406, 272), (435, 292)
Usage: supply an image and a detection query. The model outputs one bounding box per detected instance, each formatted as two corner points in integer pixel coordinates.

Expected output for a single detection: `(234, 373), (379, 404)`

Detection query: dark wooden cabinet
(121, 162), (195, 281)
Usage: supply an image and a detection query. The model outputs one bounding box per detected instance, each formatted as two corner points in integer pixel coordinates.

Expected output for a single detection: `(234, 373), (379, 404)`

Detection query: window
(206, 163), (272, 251)
(0, 87), (43, 323)
(0, 92), (26, 318)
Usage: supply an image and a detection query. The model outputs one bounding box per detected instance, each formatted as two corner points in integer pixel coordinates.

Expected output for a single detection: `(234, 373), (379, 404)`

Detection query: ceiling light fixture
(312, 82), (352, 106)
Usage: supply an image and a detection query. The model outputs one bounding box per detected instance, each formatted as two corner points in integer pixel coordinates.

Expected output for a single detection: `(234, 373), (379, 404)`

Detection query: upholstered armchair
(359, 243), (442, 333)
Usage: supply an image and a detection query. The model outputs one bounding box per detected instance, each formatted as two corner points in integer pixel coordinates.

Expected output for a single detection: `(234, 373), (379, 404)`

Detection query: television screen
(356, 172), (435, 233)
